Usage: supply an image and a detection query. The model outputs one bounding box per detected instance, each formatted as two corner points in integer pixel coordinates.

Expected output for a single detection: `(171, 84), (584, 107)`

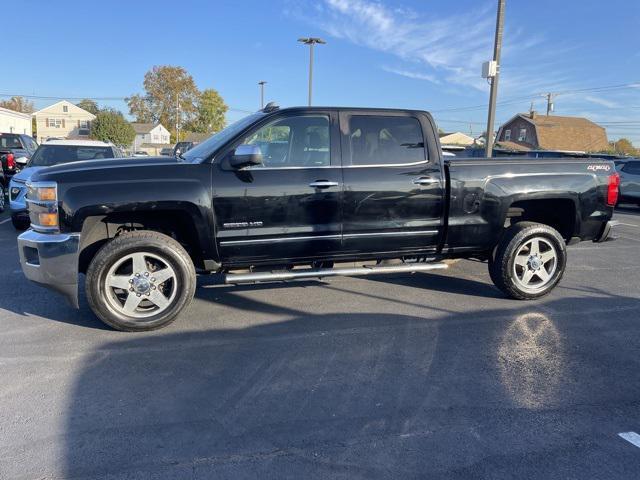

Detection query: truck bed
(443, 157), (615, 254)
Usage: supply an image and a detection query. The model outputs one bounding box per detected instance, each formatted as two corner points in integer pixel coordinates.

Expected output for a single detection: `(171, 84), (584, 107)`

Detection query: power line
(0, 92), (255, 114)
(431, 82), (640, 113)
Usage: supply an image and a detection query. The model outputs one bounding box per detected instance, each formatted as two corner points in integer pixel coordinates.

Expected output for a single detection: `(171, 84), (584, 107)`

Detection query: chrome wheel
(512, 237), (558, 292)
(104, 251), (177, 319)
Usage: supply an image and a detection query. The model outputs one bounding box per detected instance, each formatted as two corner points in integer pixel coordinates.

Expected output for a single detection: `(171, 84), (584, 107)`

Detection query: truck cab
(197, 107), (445, 266)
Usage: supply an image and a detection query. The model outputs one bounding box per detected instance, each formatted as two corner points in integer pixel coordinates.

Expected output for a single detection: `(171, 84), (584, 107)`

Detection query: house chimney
(529, 110), (537, 119)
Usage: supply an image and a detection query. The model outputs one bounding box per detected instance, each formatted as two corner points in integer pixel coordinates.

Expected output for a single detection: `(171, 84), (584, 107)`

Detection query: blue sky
(6, 0), (640, 143)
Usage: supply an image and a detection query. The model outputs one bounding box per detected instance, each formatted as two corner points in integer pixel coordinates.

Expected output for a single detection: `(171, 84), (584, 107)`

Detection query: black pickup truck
(17, 105), (618, 331)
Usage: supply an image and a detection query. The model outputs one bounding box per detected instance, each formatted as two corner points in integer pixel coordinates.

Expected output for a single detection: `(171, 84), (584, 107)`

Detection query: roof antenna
(262, 102), (279, 113)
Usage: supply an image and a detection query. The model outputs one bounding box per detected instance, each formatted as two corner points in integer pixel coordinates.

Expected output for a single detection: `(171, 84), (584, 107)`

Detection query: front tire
(489, 222), (566, 300)
(86, 231), (196, 331)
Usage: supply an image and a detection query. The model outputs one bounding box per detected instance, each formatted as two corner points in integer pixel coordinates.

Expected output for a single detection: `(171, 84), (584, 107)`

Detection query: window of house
(241, 115), (330, 168)
(348, 115), (426, 166)
(518, 128), (527, 142)
(63, 105), (68, 112)
(48, 118), (63, 128)
(504, 129), (511, 141)
(78, 120), (90, 136)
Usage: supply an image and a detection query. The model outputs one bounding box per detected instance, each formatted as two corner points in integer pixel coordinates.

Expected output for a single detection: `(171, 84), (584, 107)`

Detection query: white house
(131, 123), (170, 151)
(0, 107), (32, 135)
(438, 132), (476, 146)
(33, 100), (96, 143)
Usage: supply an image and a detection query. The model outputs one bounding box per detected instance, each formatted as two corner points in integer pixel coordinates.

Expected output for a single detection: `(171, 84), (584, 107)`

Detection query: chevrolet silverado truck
(17, 105), (618, 331)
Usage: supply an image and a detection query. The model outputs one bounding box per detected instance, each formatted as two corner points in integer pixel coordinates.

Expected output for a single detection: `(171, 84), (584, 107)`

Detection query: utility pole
(298, 37), (326, 106)
(545, 92), (555, 115)
(484, 0), (506, 157)
(258, 81), (267, 109)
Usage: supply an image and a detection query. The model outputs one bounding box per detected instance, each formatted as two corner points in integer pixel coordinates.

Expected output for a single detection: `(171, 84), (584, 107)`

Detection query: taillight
(6, 153), (15, 170)
(607, 173), (620, 206)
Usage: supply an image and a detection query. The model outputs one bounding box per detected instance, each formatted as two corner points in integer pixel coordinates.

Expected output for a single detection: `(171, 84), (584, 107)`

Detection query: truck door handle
(309, 181), (339, 189)
(412, 177), (439, 186)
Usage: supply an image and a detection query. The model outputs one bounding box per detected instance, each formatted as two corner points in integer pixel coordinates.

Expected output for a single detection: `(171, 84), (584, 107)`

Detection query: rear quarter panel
(445, 158), (614, 253)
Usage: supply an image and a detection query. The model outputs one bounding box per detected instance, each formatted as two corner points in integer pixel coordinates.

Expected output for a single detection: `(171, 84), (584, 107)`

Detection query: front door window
(242, 115), (330, 168)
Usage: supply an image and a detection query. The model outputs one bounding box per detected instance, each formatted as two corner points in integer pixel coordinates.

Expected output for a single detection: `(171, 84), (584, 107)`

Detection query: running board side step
(224, 262), (448, 284)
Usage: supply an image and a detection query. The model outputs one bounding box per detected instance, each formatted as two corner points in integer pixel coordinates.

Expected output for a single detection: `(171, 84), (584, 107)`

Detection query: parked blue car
(10, 140), (122, 229)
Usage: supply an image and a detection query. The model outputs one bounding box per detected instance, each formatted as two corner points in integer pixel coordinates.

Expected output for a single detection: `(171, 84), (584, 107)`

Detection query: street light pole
(485, 0), (506, 157)
(258, 81), (267, 109)
(298, 37), (326, 106)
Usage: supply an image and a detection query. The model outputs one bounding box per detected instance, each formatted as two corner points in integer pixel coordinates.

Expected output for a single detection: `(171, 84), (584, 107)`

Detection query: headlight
(26, 181), (59, 232)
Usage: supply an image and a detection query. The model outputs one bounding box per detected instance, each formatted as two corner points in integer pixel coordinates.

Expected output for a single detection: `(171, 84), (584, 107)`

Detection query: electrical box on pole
(482, 61), (498, 79)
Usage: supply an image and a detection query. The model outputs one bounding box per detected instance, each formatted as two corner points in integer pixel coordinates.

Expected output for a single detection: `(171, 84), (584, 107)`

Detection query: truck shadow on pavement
(55, 291), (640, 479)
(0, 268), (502, 331)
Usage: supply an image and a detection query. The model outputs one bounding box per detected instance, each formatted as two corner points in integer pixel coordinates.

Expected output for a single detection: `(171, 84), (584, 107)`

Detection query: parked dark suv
(618, 160), (640, 206)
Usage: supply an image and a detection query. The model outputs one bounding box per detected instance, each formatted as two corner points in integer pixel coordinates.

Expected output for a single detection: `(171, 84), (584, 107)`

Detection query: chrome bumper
(17, 230), (81, 308)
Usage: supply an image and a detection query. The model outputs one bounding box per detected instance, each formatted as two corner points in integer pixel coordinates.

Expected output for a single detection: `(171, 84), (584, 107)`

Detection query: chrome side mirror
(230, 144), (263, 168)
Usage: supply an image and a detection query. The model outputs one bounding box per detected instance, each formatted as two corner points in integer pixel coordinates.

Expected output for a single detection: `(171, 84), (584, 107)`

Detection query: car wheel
(86, 230), (196, 331)
(489, 222), (566, 300)
(0, 185), (5, 213)
(11, 214), (29, 231)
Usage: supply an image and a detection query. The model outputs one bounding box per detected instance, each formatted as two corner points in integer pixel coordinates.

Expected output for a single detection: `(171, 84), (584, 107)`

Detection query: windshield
(181, 113), (265, 163)
(29, 145), (114, 167)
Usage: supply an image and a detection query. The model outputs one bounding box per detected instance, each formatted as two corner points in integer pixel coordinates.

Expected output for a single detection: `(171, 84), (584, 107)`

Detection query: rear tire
(86, 230), (196, 331)
(489, 222), (566, 300)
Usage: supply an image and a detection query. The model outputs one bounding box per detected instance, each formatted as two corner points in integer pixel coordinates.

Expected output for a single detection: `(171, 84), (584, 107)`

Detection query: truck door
(212, 111), (343, 264)
(339, 111), (445, 255)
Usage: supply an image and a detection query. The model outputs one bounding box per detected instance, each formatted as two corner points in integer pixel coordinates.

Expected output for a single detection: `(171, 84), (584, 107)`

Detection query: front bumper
(17, 230), (81, 308)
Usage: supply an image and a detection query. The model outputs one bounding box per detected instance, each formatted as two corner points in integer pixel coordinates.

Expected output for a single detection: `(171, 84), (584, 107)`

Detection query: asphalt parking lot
(1, 208), (639, 479)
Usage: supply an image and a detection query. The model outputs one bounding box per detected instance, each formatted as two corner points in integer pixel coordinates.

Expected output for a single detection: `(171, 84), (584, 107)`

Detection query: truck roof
(261, 105), (430, 115)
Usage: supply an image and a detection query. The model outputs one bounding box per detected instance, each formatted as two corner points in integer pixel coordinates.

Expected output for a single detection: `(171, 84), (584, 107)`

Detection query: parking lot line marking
(617, 222), (640, 228)
(619, 432), (640, 448)
(0, 218), (10, 225)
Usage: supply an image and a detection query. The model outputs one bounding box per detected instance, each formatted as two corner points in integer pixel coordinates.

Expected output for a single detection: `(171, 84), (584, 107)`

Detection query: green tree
(0, 96), (35, 113)
(186, 88), (228, 134)
(127, 65), (200, 138)
(76, 98), (99, 115)
(90, 109), (136, 146)
(612, 138), (639, 156)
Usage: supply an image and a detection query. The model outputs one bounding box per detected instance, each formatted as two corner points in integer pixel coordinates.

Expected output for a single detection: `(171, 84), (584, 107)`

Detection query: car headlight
(26, 181), (59, 232)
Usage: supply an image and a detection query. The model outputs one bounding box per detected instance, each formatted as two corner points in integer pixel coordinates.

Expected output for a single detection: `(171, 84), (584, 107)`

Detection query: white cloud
(381, 66), (439, 84)
(314, 0), (495, 90)
(583, 95), (619, 108)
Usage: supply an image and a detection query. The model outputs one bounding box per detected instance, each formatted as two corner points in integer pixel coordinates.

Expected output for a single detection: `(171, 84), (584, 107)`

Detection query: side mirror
(15, 156), (29, 166)
(230, 144), (263, 168)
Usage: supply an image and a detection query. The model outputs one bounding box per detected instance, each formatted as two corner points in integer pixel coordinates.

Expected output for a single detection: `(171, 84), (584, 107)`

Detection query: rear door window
(346, 115), (426, 166)
(0, 135), (22, 149)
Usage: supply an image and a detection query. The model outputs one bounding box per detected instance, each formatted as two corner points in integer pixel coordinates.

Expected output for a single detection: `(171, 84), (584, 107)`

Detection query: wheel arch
(78, 209), (208, 274)
(505, 197), (579, 242)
